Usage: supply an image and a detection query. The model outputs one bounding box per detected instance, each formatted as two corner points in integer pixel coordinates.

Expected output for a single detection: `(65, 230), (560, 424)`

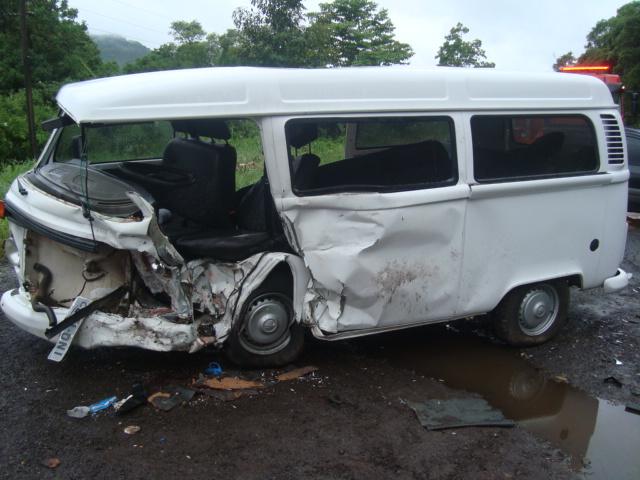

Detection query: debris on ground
(89, 396), (118, 414)
(276, 366), (319, 381)
(148, 386), (195, 411)
(196, 376), (265, 390)
(124, 425), (141, 435)
(408, 398), (515, 431)
(200, 389), (261, 402)
(204, 362), (223, 377)
(66, 406), (90, 419)
(553, 374), (569, 384)
(114, 383), (148, 416)
(604, 376), (624, 388)
(43, 458), (61, 469)
(194, 365), (320, 394)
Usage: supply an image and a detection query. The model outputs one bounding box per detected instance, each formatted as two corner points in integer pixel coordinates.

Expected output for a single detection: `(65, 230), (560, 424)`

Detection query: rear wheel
(226, 275), (304, 368)
(493, 280), (569, 346)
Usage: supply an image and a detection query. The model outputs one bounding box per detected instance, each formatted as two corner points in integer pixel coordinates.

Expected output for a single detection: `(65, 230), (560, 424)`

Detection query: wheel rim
(518, 285), (559, 336)
(238, 293), (293, 355)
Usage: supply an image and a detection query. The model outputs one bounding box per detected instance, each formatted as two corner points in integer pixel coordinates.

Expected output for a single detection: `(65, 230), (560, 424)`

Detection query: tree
(553, 51), (577, 71)
(307, 0), (413, 67)
(435, 23), (495, 68)
(0, 0), (110, 95)
(0, 0), (114, 163)
(232, 0), (309, 67)
(580, 1), (640, 92)
(123, 21), (219, 72)
(170, 20), (206, 44)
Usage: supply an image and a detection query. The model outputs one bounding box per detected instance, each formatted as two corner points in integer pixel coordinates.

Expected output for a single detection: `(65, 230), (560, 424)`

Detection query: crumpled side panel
(282, 197), (466, 334)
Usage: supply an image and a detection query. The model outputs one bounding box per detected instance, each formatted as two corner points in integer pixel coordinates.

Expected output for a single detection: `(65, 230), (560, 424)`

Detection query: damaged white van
(1, 67), (631, 366)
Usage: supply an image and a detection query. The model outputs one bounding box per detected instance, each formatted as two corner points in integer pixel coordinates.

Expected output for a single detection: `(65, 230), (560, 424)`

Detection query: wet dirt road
(1, 229), (639, 480)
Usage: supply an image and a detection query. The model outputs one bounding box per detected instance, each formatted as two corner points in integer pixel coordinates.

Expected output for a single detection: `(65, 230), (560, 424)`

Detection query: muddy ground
(1, 229), (639, 480)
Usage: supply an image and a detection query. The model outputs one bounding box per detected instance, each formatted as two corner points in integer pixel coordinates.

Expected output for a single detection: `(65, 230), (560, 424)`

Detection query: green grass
(0, 162), (34, 256)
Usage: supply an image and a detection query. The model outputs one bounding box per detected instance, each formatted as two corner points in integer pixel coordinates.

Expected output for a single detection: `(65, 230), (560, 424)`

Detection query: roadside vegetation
(1, 0), (638, 249)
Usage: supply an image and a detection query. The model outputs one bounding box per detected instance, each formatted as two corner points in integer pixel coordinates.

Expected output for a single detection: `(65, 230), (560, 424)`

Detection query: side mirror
(71, 135), (83, 159)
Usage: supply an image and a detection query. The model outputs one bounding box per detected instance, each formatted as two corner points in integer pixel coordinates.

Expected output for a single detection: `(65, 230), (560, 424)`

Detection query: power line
(103, 0), (176, 22)
(76, 5), (169, 36)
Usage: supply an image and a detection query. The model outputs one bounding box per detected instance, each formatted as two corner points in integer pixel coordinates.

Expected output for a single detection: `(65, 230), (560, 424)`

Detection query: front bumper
(1, 288), (200, 352)
(603, 268), (632, 294)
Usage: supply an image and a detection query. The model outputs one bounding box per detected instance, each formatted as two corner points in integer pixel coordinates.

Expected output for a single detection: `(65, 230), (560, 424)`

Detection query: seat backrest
(236, 176), (283, 235)
(162, 120), (236, 227)
(291, 153), (320, 191)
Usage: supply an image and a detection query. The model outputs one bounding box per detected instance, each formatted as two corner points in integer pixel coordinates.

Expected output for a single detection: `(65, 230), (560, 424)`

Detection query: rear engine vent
(600, 114), (624, 164)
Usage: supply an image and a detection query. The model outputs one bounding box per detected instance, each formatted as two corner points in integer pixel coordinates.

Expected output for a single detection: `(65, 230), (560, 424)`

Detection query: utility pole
(19, 0), (37, 160)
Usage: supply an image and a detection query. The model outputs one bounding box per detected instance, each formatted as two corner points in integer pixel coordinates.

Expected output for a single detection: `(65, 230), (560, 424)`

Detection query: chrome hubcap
(519, 286), (559, 336)
(239, 294), (292, 355)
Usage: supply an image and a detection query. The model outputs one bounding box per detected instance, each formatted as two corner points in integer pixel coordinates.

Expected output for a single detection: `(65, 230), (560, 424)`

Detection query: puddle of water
(371, 328), (640, 479)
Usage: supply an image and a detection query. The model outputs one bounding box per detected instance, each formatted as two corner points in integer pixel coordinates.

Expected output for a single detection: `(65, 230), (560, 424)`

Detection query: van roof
(57, 66), (615, 124)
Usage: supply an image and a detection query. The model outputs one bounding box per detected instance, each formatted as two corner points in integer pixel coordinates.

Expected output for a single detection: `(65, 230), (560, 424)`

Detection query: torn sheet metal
(281, 192), (467, 334)
(188, 252), (310, 344)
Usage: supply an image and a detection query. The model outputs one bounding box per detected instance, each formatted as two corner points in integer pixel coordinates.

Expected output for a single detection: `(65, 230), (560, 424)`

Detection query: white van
(0, 67), (631, 366)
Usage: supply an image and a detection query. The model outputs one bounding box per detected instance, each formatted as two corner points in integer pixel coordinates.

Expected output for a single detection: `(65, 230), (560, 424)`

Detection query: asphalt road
(0, 228), (639, 480)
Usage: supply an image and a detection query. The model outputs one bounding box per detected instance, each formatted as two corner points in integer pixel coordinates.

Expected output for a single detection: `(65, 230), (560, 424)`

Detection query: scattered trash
(89, 396), (118, 414)
(201, 389), (259, 401)
(148, 386), (195, 411)
(114, 383), (147, 415)
(275, 366), (319, 382)
(66, 406), (90, 419)
(204, 362), (223, 377)
(625, 403), (640, 415)
(408, 398), (515, 431)
(124, 425), (141, 435)
(197, 377), (265, 390)
(615, 358), (624, 366)
(553, 374), (569, 384)
(603, 376), (624, 388)
(43, 458), (61, 469)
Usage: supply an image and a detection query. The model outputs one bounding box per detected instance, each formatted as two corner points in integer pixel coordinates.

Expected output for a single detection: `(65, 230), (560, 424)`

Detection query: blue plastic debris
(89, 396), (118, 414)
(204, 362), (223, 377)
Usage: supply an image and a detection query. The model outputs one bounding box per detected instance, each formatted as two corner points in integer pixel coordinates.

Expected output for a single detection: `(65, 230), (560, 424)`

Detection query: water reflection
(369, 328), (640, 478)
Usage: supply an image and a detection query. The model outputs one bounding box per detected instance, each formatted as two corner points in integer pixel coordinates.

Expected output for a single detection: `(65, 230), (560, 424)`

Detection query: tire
(225, 273), (305, 368)
(493, 280), (569, 347)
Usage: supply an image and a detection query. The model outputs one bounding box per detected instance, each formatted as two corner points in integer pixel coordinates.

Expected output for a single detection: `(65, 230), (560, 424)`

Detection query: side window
(286, 117), (457, 195)
(471, 115), (599, 182)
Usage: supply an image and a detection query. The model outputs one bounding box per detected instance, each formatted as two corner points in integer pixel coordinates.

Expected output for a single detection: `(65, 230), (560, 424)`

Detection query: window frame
(470, 113), (600, 184)
(286, 115), (459, 197)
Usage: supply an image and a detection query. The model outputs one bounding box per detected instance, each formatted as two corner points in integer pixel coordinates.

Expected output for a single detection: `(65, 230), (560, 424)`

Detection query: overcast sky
(68, 0), (627, 72)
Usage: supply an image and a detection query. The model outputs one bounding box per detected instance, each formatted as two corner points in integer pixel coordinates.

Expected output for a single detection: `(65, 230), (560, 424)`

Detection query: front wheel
(226, 288), (305, 368)
(492, 280), (569, 346)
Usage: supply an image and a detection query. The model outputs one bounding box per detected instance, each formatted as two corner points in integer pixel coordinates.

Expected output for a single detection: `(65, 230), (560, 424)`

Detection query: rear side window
(286, 117), (457, 195)
(471, 115), (598, 182)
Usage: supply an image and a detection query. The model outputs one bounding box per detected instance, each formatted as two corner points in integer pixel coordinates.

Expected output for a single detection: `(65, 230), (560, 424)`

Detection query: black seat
(173, 177), (282, 261)
(160, 119), (236, 228)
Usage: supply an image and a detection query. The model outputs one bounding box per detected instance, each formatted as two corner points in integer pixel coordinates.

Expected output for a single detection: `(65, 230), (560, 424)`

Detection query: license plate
(47, 297), (91, 362)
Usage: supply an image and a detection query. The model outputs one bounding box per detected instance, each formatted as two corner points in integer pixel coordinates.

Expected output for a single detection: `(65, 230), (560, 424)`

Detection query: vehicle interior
(287, 119), (457, 195)
(32, 118), (291, 262)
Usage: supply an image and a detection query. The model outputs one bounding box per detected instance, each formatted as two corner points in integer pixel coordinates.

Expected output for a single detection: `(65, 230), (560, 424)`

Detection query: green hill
(91, 34), (150, 67)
